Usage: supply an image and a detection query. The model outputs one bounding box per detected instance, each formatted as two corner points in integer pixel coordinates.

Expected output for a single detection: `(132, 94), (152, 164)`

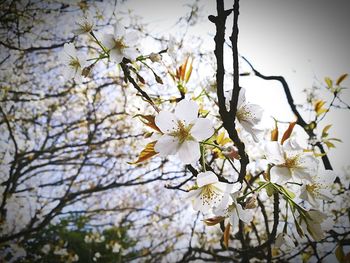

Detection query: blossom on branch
(275, 232), (295, 251)
(185, 171), (241, 212)
(299, 170), (336, 207)
(74, 12), (94, 35)
(225, 88), (263, 142)
(101, 21), (139, 63)
(265, 138), (318, 184)
(154, 100), (214, 164)
(214, 193), (253, 227)
(61, 43), (87, 83)
(300, 209), (328, 241)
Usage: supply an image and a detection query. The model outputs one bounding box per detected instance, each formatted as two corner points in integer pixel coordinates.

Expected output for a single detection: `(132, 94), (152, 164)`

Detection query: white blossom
(112, 242), (121, 253)
(299, 170), (336, 207)
(214, 193), (253, 227)
(275, 232), (295, 250)
(74, 12), (94, 35)
(101, 21), (139, 63)
(61, 43), (87, 83)
(225, 88), (263, 142)
(41, 244), (51, 255)
(154, 100), (214, 164)
(300, 209), (328, 241)
(185, 171), (241, 212)
(265, 138), (318, 184)
(53, 247), (68, 256)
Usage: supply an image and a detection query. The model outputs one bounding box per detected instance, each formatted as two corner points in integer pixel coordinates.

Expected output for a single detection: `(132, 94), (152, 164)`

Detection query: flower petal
(317, 189), (333, 201)
(282, 137), (304, 152)
(155, 111), (177, 134)
(191, 118), (214, 141)
(174, 100), (198, 125)
(177, 140), (200, 164)
(293, 167), (313, 183)
(123, 47), (138, 61)
(270, 166), (292, 184)
(298, 154), (318, 171)
(237, 87), (247, 108)
(124, 30), (140, 45)
(113, 20), (126, 37)
(183, 188), (201, 200)
(265, 142), (284, 164)
(306, 191), (319, 207)
(229, 209), (239, 227)
(213, 182), (235, 194)
(214, 194), (233, 215)
(239, 121), (263, 142)
(236, 203), (253, 224)
(154, 135), (179, 156)
(197, 171), (218, 187)
(109, 49), (124, 64)
(317, 170), (337, 184)
(64, 43), (76, 56)
(239, 104), (263, 126)
(191, 192), (213, 212)
(101, 34), (115, 49)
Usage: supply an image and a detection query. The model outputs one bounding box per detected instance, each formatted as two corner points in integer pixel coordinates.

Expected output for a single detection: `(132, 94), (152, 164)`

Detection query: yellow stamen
(170, 121), (194, 144)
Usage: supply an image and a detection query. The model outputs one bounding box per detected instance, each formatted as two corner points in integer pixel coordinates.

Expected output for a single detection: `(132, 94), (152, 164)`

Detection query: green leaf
(294, 218), (304, 237)
(265, 184), (275, 197)
(281, 186), (296, 199)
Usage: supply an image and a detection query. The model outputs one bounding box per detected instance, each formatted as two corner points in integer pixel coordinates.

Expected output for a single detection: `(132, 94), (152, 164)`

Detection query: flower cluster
(57, 10), (344, 259)
(61, 16), (141, 82)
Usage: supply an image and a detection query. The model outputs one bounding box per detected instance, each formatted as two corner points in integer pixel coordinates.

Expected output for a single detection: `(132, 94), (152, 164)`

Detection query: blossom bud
(244, 195), (257, 209)
(155, 74), (163, 84)
(149, 52), (162, 62)
(82, 64), (94, 77)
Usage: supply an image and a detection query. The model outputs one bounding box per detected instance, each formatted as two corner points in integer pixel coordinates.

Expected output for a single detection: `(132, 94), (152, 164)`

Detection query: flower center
(200, 185), (221, 206)
(283, 154), (299, 168)
(170, 121), (194, 144)
(80, 21), (93, 33)
(306, 183), (321, 196)
(69, 57), (81, 70)
(236, 108), (251, 122)
(114, 38), (126, 50)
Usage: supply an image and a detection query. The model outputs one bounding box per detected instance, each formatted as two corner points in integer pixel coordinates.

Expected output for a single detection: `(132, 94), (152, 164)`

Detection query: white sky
(121, 0), (350, 171)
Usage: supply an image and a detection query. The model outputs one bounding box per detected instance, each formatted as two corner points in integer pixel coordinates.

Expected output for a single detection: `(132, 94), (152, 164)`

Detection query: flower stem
(238, 182), (270, 201)
(90, 31), (108, 55)
(200, 141), (223, 150)
(201, 145), (206, 172)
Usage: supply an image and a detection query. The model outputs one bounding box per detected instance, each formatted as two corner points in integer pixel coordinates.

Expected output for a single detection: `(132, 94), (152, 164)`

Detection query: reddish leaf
(128, 141), (158, 164)
(135, 114), (162, 133)
(271, 121), (279, 141)
(203, 216), (225, 226)
(224, 223), (231, 248)
(281, 122), (296, 145)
